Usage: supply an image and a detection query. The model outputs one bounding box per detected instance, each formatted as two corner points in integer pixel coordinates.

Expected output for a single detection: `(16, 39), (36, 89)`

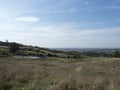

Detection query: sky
(0, 0), (120, 48)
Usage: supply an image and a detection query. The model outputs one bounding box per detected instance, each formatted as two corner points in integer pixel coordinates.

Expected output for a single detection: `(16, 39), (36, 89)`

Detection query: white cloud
(0, 21), (120, 48)
(14, 16), (40, 23)
(30, 25), (120, 47)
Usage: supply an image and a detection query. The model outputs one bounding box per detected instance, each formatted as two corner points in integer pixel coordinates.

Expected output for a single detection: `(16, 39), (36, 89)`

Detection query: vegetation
(0, 41), (120, 58)
(9, 42), (20, 53)
(0, 57), (120, 90)
(112, 50), (120, 58)
(0, 41), (120, 90)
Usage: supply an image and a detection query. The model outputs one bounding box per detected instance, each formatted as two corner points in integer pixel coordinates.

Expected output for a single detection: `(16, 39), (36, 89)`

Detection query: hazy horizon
(0, 0), (120, 48)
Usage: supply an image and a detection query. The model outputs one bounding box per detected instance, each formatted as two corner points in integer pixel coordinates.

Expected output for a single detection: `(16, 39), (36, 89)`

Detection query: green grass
(0, 57), (120, 90)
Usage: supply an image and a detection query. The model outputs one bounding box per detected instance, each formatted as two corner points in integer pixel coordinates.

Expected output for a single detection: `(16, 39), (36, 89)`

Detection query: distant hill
(0, 41), (23, 47)
(0, 41), (72, 58)
(0, 41), (120, 58)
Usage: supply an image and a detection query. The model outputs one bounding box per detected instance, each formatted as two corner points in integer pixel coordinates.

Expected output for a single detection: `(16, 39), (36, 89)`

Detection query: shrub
(9, 43), (20, 53)
(112, 50), (120, 58)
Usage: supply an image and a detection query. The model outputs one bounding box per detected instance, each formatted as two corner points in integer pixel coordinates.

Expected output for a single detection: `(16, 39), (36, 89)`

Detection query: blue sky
(0, 0), (120, 48)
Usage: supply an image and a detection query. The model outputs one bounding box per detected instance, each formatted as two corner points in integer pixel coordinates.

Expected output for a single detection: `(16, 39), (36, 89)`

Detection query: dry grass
(0, 57), (120, 90)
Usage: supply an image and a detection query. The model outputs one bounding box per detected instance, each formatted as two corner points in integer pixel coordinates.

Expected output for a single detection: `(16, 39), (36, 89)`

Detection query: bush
(112, 50), (120, 58)
(0, 83), (13, 90)
(9, 43), (20, 53)
(48, 53), (57, 57)
(0, 51), (9, 57)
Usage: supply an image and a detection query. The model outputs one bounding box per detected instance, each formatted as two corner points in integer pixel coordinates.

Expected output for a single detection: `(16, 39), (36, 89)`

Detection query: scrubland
(0, 57), (120, 90)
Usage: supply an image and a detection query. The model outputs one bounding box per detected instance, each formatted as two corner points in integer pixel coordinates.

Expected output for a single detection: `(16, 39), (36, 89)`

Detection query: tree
(112, 50), (120, 58)
(9, 42), (20, 53)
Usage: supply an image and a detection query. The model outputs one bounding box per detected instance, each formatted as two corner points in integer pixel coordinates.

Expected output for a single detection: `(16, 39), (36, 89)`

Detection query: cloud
(14, 16), (40, 23)
(1, 20), (120, 48)
(30, 25), (120, 47)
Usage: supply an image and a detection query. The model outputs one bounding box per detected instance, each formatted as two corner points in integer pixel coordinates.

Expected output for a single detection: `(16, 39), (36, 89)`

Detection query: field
(0, 57), (120, 90)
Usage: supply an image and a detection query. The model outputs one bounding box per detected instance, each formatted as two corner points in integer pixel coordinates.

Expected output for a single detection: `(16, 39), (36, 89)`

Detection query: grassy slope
(0, 44), (71, 58)
(0, 57), (120, 90)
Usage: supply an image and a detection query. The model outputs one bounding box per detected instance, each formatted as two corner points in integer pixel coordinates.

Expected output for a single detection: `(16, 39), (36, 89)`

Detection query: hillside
(0, 41), (73, 58)
(1, 41), (120, 58)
